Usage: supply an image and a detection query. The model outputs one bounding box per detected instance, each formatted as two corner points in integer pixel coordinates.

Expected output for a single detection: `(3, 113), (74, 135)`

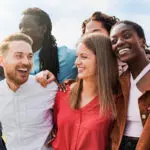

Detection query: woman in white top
(110, 20), (150, 150)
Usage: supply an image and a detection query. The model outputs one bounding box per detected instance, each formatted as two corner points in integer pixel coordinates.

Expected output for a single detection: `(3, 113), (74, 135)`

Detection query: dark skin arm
(35, 70), (75, 91)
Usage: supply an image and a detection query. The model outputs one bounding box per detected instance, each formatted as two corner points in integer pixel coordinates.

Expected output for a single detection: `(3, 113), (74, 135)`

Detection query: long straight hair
(70, 33), (119, 119)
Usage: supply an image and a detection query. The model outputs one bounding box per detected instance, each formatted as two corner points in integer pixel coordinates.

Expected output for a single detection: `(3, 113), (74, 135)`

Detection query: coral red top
(52, 87), (112, 150)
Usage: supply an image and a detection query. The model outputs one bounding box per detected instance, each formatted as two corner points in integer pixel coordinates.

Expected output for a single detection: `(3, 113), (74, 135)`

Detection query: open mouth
(78, 67), (84, 73)
(17, 68), (29, 76)
(18, 68), (28, 72)
(117, 48), (130, 56)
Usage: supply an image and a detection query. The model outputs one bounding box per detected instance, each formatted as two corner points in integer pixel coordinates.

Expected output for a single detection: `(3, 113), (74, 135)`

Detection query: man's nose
(20, 28), (28, 34)
(20, 28), (24, 33)
(22, 57), (30, 65)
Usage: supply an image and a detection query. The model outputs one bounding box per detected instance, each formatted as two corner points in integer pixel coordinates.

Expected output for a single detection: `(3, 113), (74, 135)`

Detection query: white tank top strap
(134, 63), (150, 84)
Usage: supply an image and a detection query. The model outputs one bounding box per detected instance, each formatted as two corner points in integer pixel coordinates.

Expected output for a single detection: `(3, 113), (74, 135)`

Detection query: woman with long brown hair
(51, 33), (119, 150)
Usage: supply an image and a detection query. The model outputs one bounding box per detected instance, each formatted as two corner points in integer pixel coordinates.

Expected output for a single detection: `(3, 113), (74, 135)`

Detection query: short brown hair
(82, 11), (119, 35)
(0, 33), (33, 55)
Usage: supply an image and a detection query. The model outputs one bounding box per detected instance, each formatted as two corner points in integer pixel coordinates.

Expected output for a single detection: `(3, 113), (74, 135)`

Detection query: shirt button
(141, 114), (146, 119)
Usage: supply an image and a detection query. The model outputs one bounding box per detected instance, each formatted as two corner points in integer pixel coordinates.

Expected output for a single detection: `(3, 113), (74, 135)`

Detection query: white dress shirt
(0, 75), (57, 150)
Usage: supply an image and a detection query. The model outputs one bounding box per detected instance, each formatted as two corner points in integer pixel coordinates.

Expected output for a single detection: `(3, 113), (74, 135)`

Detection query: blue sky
(0, 0), (150, 48)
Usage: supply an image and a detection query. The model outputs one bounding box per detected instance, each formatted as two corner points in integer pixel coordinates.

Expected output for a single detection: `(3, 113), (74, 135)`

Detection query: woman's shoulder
(70, 82), (76, 90)
(56, 85), (71, 99)
(56, 82), (77, 103)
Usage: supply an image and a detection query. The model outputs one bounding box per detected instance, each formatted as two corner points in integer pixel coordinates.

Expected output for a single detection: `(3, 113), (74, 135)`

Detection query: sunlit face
(19, 15), (45, 45)
(75, 43), (96, 80)
(85, 20), (109, 37)
(2, 41), (33, 86)
(110, 23), (144, 63)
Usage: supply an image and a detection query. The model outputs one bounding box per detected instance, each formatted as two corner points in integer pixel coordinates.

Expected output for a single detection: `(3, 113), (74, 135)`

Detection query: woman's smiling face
(75, 42), (97, 80)
(110, 23), (145, 63)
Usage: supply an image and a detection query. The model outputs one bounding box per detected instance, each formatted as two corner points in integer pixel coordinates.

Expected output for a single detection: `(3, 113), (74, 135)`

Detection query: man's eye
(23, 27), (33, 32)
(28, 55), (33, 60)
(19, 25), (33, 32)
(16, 55), (22, 59)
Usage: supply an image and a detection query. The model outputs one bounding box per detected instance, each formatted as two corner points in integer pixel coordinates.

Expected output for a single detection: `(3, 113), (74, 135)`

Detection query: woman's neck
(77, 77), (98, 108)
(82, 77), (98, 98)
(128, 55), (149, 79)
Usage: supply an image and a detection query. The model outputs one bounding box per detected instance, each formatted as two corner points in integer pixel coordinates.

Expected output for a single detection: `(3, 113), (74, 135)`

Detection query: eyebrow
(14, 52), (33, 55)
(111, 29), (133, 37)
(121, 29), (133, 33)
(92, 29), (101, 32)
(15, 52), (23, 54)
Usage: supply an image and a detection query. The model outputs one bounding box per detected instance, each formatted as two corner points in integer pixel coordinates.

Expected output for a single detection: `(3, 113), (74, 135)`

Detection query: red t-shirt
(52, 87), (112, 150)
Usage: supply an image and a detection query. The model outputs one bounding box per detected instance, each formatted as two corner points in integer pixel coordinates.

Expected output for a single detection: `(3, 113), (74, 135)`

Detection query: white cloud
(66, 0), (110, 11)
(43, 0), (62, 7)
(53, 17), (81, 48)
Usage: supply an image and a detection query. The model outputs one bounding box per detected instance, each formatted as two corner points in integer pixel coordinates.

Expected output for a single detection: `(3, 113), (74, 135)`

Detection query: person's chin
(17, 76), (29, 85)
(77, 74), (86, 79)
(77, 75), (83, 79)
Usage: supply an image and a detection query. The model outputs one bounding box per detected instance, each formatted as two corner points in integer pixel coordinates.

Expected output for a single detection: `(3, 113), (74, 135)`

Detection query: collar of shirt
(30, 48), (42, 75)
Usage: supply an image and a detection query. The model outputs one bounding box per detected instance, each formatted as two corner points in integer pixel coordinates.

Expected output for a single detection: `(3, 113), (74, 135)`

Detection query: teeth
(18, 68), (28, 71)
(119, 48), (130, 55)
(78, 68), (84, 72)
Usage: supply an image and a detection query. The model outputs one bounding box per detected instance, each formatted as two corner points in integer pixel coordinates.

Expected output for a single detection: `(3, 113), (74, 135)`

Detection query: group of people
(0, 7), (149, 150)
